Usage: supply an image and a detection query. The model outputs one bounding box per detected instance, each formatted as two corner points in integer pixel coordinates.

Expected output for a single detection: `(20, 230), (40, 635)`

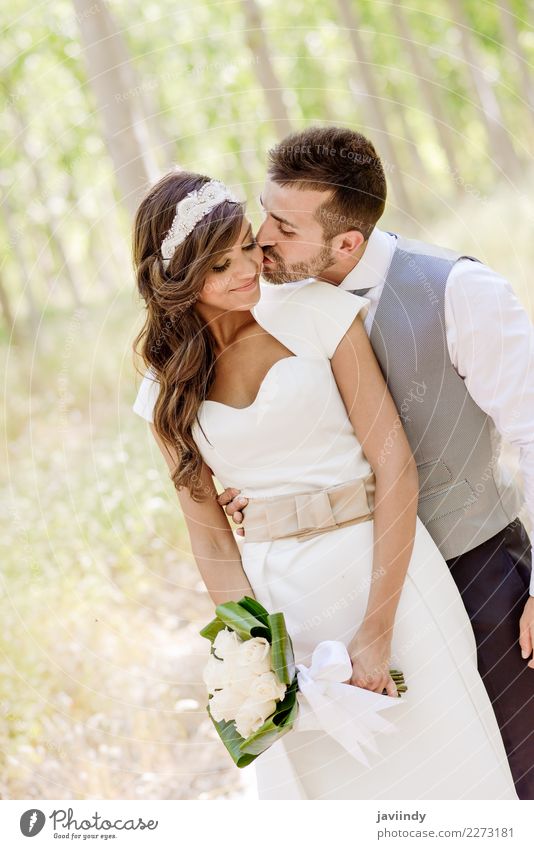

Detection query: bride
(131, 170), (517, 800)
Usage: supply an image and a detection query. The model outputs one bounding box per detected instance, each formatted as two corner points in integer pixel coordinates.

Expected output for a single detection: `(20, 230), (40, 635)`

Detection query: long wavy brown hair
(132, 170), (245, 500)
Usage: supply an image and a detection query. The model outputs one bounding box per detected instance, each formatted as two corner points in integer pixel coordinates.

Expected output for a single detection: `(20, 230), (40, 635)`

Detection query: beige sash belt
(242, 473), (376, 543)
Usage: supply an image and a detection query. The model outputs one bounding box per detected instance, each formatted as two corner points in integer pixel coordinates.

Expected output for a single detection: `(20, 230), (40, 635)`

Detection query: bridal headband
(160, 179), (241, 270)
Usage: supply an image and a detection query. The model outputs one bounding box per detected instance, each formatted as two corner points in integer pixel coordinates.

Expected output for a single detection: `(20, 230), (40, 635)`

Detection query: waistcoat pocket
(418, 479), (477, 524)
(417, 459), (452, 494)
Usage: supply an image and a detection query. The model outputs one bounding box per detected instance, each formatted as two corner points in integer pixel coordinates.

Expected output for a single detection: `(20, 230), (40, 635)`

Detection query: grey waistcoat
(363, 232), (522, 561)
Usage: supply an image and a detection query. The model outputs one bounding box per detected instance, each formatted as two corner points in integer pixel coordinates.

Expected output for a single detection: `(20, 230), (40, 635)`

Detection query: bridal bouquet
(199, 596), (406, 768)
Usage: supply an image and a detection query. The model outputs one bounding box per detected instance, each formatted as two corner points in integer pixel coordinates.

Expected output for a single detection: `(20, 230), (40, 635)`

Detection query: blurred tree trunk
(448, 0), (520, 179)
(387, 87), (430, 178)
(65, 170), (129, 294)
(109, 16), (172, 172)
(390, 0), (461, 185)
(336, 0), (414, 217)
(86, 224), (119, 294)
(10, 108), (83, 307)
(0, 267), (15, 339)
(73, 0), (159, 217)
(2, 195), (39, 334)
(241, 0), (293, 139)
(137, 87), (172, 171)
(227, 97), (262, 191)
(498, 1), (534, 127)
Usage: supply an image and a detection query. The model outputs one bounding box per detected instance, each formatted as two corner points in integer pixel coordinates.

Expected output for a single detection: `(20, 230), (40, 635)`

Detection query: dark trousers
(446, 518), (534, 799)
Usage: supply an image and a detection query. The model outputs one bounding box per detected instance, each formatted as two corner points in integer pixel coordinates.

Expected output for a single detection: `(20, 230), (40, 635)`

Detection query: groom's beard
(262, 242), (336, 284)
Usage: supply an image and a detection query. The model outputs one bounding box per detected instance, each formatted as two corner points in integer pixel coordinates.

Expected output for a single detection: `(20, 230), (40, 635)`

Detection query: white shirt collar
(339, 227), (397, 292)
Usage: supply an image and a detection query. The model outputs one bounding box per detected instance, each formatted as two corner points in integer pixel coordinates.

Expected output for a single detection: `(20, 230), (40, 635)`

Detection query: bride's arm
(149, 423), (256, 607)
(331, 314), (419, 695)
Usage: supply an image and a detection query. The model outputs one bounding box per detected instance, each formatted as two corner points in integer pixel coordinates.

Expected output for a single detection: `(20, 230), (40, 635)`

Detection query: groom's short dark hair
(267, 126), (386, 241)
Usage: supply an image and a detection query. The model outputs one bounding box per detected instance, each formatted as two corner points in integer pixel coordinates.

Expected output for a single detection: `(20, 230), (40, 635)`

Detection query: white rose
(208, 685), (245, 723)
(248, 671), (287, 703)
(202, 654), (227, 694)
(212, 628), (243, 664)
(234, 697), (277, 740)
(218, 662), (257, 693)
(235, 636), (272, 675)
(234, 666), (272, 699)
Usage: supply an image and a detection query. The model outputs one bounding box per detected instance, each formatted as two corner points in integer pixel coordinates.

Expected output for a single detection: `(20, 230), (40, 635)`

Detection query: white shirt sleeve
(132, 366), (160, 424)
(444, 259), (534, 593)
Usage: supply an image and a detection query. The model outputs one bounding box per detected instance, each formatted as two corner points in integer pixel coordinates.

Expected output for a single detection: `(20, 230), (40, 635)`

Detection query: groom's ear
(331, 229), (366, 256)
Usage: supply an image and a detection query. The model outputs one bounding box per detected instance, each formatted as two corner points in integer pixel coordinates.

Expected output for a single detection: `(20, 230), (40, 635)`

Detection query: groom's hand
(519, 596), (534, 669)
(217, 487), (248, 537)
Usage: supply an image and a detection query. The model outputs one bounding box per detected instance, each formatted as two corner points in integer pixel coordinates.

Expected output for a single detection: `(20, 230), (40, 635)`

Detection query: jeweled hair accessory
(160, 180), (241, 270)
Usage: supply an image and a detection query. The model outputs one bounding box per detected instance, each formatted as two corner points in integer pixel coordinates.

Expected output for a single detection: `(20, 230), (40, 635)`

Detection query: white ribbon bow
(293, 640), (403, 767)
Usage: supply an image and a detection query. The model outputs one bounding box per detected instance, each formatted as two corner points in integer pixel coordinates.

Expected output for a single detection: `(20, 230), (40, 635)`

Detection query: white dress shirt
(339, 227), (534, 593)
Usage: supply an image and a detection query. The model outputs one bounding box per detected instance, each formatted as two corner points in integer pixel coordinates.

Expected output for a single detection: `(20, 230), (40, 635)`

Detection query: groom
(217, 126), (534, 799)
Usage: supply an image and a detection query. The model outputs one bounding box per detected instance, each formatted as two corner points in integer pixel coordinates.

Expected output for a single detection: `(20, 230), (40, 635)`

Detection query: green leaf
(207, 705), (258, 768)
(273, 691), (299, 727)
(215, 600), (270, 641)
(268, 612), (295, 684)
(198, 616), (227, 643)
(236, 595), (271, 628)
(271, 674), (298, 720)
(239, 702), (297, 756)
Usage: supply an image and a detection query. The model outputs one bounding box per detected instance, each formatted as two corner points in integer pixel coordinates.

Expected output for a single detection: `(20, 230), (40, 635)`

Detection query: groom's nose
(256, 218), (276, 247)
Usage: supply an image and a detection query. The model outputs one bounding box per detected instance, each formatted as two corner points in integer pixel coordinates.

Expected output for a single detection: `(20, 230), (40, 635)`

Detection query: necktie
(347, 287), (371, 297)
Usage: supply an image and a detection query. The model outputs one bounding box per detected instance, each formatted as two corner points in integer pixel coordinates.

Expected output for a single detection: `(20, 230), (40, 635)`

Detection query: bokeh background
(1, 0), (533, 799)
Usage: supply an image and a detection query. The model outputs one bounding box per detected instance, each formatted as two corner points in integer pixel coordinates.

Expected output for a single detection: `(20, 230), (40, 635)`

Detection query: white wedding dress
(133, 279), (517, 800)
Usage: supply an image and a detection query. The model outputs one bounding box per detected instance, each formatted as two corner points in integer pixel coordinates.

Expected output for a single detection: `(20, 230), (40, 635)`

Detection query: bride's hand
(346, 625), (398, 697)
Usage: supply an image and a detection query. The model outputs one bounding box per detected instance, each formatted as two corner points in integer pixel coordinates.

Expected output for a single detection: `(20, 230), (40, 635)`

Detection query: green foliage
(1, 0), (533, 326)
